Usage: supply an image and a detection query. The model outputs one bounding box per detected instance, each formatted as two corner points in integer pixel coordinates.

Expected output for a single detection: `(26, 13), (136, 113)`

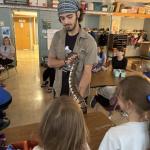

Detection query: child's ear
(126, 99), (133, 110)
(144, 111), (150, 121)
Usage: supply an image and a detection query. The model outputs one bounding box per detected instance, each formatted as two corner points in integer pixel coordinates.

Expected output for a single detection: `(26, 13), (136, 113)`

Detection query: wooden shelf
(0, 4), (57, 11)
(86, 10), (110, 16)
(85, 11), (150, 18)
(112, 12), (150, 18)
(0, 4), (150, 19)
(117, 0), (150, 2)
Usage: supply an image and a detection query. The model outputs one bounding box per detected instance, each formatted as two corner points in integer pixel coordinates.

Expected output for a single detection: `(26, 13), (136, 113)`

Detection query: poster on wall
(1, 26), (10, 38)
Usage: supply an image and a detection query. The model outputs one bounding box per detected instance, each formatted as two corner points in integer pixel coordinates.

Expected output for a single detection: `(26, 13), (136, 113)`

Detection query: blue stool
(0, 87), (12, 130)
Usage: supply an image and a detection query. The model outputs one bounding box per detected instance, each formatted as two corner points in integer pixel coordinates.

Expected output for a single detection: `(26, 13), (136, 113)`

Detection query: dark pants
(43, 67), (55, 87)
(95, 94), (110, 107)
(0, 58), (13, 66)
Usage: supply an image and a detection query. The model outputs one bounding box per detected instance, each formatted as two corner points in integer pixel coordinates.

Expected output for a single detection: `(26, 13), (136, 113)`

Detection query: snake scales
(68, 52), (87, 113)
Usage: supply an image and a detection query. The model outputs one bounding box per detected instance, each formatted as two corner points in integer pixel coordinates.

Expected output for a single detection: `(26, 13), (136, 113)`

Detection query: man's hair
(39, 96), (88, 150)
(78, 8), (84, 23)
(116, 47), (125, 53)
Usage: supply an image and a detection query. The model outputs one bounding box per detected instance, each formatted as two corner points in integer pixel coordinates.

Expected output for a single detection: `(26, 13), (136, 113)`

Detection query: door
(13, 17), (31, 50)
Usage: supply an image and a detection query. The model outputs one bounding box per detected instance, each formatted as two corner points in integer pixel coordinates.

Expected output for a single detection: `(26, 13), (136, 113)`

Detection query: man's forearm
(79, 65), (92, 97)
(48, 57), (65, 68)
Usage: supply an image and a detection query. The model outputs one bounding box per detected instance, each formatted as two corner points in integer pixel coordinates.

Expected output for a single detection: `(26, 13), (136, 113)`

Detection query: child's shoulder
(109, 122), (147, 135)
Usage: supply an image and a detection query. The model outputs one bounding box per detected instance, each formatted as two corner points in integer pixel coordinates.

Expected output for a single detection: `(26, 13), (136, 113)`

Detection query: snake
(68, 53), (87, 113)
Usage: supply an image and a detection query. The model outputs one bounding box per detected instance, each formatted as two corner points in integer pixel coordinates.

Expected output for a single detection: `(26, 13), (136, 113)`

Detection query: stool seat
(0, 87), (12, 109)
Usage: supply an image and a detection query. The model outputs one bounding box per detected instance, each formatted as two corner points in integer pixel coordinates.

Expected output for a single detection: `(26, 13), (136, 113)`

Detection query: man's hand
(64, 52), (78, 65)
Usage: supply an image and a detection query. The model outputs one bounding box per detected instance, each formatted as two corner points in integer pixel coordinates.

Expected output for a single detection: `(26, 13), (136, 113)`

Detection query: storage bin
(102, 6), (108, 12)
(146, 8), (150, 14)
(87, 2), (94, 11)
(29, 0), (38, 6)
(138, 7), (146, 14)
(38, 0), (47, 7)
(93, 2), (102, 11)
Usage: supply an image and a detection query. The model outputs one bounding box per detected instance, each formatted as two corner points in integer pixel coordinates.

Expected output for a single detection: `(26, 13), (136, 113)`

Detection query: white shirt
(0, 45), (15, 60)
(99, 122), (150, 150)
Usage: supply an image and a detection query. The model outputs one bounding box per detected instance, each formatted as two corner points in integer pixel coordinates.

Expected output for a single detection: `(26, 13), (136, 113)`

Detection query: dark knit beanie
(58, 0), (80, 15)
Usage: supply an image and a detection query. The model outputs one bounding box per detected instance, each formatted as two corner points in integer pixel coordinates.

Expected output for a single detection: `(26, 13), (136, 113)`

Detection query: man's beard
(65, 18), (78, 32)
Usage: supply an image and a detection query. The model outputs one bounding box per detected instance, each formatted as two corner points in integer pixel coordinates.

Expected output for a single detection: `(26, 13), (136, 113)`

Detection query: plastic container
(93, 2), (102, 11)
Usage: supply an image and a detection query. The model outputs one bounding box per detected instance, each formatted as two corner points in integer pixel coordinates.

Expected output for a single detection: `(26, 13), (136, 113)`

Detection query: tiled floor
(3, 49), (52, 128)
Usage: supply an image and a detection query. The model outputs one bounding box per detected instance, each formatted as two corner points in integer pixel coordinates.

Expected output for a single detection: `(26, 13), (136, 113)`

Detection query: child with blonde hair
(99, 75), (150, 150)
(39, 96), (90, 150)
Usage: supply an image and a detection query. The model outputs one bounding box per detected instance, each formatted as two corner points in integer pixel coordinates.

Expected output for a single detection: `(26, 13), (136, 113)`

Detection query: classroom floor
(1, 49), (148, 144)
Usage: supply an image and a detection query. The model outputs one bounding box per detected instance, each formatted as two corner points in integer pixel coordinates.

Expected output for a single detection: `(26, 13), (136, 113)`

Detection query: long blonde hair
(39, 96), (89, 150)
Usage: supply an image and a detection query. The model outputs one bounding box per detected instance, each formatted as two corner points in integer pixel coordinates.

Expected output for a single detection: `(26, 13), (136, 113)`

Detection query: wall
(120, 17), (144, 31)
(0, 7), (101, 61)
(38, 10), (100, 59)
(99, 15), (111, 29)
(0, 8), (15, 45)
(37, 10), (61, 59)
(83, 15), (100, 28)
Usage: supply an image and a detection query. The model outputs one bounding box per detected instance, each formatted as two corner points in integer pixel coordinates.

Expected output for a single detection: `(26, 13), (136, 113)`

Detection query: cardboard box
(51, 3), (58, 8)
(113, 2), (121, 12)
(121, 9), (128, 13)
(51, 0), (59, 8)
(29, 0), (38, 6)
(38, 0), (48, 7)
(146, 8), (150, 14)
(138, 7), (146, 14)
(127, 7), (138, 14)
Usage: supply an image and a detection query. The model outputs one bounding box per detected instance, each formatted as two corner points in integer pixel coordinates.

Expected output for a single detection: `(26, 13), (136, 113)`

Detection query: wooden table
(91, 70), (140, 88)
(85, 112), (113, 150)
(4, 112), (112, 150)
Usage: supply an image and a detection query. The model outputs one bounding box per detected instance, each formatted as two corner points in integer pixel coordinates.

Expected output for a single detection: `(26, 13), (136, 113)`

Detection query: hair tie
(147, 95), (150, 103)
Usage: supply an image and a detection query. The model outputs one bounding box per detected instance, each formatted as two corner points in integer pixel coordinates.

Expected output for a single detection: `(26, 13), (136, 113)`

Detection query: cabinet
(108, 34), (128, 50)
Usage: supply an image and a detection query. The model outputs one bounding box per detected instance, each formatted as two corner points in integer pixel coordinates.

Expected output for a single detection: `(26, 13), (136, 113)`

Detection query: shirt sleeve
(84, 38), (98, 65)
(48, 32), (57, 57)
(98, 129), (119, 150)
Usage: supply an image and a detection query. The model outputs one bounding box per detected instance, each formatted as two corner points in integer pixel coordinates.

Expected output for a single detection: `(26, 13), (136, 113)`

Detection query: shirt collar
(62, 27), (88, 39)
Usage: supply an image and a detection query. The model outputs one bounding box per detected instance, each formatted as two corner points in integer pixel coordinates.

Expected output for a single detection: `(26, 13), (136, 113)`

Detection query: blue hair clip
(147, 95), (150, 103)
